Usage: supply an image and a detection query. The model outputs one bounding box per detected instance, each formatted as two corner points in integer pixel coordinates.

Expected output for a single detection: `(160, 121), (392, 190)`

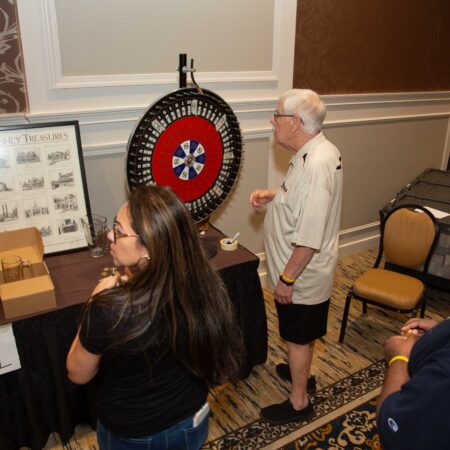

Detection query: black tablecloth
(0, 229), (267, 449)
(0, 305), (95, 449)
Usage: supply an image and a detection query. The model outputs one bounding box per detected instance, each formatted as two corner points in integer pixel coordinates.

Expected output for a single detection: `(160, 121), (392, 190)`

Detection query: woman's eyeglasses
(112, 218), (140, 244)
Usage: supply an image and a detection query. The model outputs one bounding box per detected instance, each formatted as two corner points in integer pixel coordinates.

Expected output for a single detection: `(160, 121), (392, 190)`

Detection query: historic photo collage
(0, 125), (88, 254)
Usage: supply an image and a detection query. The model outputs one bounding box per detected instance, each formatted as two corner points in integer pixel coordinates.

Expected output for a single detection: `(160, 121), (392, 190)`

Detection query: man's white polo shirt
(264, 132), (343, 305)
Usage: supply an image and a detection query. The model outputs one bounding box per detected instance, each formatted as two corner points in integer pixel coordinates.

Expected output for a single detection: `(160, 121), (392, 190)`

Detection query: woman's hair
(281, 89), (326, 134)
(90, 185), (244, 385)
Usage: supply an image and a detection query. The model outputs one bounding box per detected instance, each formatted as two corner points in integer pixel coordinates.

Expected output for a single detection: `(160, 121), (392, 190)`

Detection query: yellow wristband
(280, 272), (296, 284)
(388, 355), (409, 366)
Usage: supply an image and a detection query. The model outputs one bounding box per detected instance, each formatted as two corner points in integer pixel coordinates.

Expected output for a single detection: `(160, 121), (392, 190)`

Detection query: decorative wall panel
(294, 0), (450, 94)
(0, 0), (27, 113)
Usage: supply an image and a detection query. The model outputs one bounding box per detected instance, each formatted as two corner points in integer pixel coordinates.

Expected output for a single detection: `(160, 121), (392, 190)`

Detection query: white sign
(0, 324), (21, 375)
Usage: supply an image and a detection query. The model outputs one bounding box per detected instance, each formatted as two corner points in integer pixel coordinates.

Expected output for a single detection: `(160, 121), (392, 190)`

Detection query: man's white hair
(280, 89), (326, 134)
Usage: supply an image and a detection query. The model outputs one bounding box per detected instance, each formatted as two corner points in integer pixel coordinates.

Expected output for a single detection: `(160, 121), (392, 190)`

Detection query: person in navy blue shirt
(377, 317), (450, 450)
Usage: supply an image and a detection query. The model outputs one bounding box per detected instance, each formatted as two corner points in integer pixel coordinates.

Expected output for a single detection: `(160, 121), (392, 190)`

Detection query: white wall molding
(52, 72), (280, 90)
(39, 0), (287, 91)
(338, 222), (380, 257)
(1, 93), (448, 129)
(80, 131), (275, 158)
(1, 95), (448, 161)
(2, 91), (447, 129)
(81, 142), (127, 158)
(324, 91), (450, 105)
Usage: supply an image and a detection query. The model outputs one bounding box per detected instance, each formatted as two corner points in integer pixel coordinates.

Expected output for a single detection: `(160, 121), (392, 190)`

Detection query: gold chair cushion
(353, 268), (424, 309)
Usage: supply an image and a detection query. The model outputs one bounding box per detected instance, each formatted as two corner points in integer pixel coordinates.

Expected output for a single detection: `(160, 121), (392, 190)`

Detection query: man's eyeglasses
(273, 111), (304, 125)
(112, 218), (140, 244)
(273, 111), (296, 119)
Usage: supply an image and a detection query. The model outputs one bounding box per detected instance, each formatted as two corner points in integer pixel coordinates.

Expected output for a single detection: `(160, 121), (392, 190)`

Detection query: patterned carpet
(280, 397), (381, 450)
(204, 361), (385, 449)
(39, 249), (450, 449)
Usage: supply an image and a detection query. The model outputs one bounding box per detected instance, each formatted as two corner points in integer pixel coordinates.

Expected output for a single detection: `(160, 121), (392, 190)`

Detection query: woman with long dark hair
(67, 185), (244, 449)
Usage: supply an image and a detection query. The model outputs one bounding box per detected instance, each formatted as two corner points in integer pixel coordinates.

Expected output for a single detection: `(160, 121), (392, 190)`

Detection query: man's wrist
(279, 272), (296, 286)
(388, 355), (409, 366)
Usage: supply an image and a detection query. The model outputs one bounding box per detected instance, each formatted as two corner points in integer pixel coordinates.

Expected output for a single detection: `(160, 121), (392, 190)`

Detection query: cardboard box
(0, 227), (56, 319)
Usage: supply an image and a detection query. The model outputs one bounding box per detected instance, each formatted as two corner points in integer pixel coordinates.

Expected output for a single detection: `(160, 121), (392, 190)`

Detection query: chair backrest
(382, 205), (438, 269)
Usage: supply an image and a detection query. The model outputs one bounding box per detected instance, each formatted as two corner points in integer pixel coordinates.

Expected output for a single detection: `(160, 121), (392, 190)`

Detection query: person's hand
(91, 273), (121, 297)
(384, 333), (418, 361)
(401, 318), (437, 337)
(249, 189), (274, 211)
(274, 282), (293, 304)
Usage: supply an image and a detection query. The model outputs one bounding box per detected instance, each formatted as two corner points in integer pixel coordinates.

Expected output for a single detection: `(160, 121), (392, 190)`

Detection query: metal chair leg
(339, 288), (353, 343)
(420, 297), (427, 318)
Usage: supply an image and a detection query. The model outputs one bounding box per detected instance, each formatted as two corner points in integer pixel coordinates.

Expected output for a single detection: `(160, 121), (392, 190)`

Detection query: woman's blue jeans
(97, 412), (209, 450)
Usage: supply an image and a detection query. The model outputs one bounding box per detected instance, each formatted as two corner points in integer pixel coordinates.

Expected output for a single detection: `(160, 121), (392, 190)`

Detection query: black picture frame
(0, 121), (92, 255)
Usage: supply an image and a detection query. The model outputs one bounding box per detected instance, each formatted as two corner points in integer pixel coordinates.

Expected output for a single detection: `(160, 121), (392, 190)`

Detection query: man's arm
(376, 333), (417, 417)
(274, 245), (315, 304)
(376, 360), (410, 417)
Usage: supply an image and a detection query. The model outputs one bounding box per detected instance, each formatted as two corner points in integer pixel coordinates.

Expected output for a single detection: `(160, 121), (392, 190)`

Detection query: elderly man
(250, 89), (343, 424)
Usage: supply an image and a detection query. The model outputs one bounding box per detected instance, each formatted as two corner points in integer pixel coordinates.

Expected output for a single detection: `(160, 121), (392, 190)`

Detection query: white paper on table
(415, 206), (450, 219)
(0, 324), (21, 375)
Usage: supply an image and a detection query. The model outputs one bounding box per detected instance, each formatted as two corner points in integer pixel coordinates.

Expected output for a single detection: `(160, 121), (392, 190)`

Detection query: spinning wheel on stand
(126, 55), (242, 225)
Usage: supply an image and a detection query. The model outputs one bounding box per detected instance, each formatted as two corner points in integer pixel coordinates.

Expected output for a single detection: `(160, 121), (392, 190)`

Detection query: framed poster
(0, 121), (92, 255)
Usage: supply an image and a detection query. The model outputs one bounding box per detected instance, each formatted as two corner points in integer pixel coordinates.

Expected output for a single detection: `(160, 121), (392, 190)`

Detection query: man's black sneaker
(261, 399), (314, 424)
(275, 364), (317, 394)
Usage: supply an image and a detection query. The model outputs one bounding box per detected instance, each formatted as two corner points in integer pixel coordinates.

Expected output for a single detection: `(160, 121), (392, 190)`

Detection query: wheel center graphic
(172, 140), (206, 181)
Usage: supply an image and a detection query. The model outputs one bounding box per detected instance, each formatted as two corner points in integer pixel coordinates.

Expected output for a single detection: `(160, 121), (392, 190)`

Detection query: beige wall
(83, 153), (129, 222)
(55, 0), (274, 76)
(327, 117), (448, 229)
(211, 139), (270, 254)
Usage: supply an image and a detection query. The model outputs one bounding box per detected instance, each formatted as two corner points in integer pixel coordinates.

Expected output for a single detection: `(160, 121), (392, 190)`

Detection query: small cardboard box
(0, 227), (56, 319)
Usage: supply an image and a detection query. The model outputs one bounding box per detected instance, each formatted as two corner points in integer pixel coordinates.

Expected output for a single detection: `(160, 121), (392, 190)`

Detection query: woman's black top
(79, 297), (208, 438)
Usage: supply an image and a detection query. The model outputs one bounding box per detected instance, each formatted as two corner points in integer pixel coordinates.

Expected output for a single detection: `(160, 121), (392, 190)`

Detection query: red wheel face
(151, 116), (223, 202)
(126, 88), (242, 222)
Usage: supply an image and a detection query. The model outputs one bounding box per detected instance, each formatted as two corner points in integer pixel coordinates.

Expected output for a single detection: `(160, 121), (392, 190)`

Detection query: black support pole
(179, 53), (187, 88)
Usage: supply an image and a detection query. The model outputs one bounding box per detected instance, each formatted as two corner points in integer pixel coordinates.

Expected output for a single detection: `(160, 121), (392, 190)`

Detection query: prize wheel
(126, 88), (242, 222)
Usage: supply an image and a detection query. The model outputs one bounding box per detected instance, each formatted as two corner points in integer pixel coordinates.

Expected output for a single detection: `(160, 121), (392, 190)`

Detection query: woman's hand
(91, 273), (121, 297)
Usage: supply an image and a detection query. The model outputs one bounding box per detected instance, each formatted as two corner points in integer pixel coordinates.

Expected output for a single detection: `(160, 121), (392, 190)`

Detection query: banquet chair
(339, 204), (439, 343)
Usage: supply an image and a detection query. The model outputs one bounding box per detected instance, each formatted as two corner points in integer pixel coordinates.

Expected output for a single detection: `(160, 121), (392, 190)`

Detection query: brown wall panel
(294, 0), (450, 94)
(0, 0), (28, 114)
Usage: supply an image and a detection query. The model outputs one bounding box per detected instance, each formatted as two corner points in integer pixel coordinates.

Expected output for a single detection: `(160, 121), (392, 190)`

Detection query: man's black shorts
(275, 299), (330, 344)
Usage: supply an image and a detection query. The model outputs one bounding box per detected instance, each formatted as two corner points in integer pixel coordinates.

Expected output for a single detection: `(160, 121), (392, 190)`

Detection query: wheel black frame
(126, 88), (242, 222)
